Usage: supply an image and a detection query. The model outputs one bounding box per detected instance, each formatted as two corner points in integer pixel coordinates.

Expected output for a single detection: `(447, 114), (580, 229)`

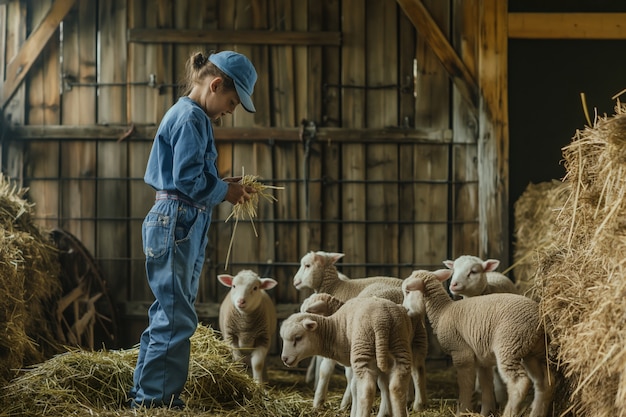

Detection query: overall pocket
(142, 209), (172, 259)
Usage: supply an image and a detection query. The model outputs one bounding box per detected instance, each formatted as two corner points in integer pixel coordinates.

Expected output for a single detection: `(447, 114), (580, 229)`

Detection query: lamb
(401, 269), (554, 417)
(301, 289), (428, 412)
(443, 255), (520, 405)
(293, 251), (403, 300)
(217, 269), (277, 384)
(281, 296), (413, 417)
(443, 255), (518, 298)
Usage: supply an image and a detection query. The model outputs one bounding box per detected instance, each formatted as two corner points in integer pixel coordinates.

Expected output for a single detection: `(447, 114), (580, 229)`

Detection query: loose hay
(520, 103), (626, 416)
(0, 325), (335, 417)
(224, 172), (283, 269)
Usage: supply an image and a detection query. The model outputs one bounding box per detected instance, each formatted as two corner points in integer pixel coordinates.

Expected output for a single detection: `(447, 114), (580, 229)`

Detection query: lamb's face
(293, 252), (320, 290)
(446, 255), (492, 297)
(218, 270), (277, 313)
(280, 314), (319, 367)
(293, 251), (346, 291)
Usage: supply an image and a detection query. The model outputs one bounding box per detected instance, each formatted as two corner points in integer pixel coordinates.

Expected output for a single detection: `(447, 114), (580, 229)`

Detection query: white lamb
(402, 269), (554, 417)
(281, 296), (413, 417)
(443, 255), (518, 298)
(217, 269), (277, 385)
(301, 289), (428, 412)
(443, 255), (520, 404)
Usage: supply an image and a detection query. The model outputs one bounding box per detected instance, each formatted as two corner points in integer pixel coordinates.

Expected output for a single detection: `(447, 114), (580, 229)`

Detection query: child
(129, 50), (258, 409)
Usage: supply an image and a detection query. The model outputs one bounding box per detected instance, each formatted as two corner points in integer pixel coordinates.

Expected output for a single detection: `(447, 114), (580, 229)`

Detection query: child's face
(193, 76), (241, 121)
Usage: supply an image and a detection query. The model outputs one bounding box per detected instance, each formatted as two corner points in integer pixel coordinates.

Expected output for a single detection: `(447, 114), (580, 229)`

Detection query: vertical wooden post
(478, 0), (509, 264)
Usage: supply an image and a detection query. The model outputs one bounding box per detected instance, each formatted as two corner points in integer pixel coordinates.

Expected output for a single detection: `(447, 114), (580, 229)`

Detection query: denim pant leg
(132, 199), (211, 407)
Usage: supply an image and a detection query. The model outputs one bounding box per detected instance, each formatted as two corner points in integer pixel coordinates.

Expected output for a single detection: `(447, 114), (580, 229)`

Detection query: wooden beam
(12, 125), (453, 142)
(396, 0), (478, 115)
(1, 0), (77, 110)
(509, 13), (626, 40)
(478, 0), (509, 264)
(128, 28), (342, 46)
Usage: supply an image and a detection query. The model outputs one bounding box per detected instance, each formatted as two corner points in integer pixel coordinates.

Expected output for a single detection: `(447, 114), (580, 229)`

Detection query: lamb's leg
(349, 375), (358, 417)
(305, 355), (319, 385)
(353, 366), (377, 417)
(250, 346), (269, 384)
(410, 350), (427, 411)
(453, 357), (476, 415)
(389, 364), (411, 417)
(340, 366), (353, 410)
(377, 374), (391, 417)
(523, 356), (555, 417)
(313, 357), (336, 408)
(476, 365), (496, 416)
(493, 367), (508, 407)
(497, 358), (532, 417)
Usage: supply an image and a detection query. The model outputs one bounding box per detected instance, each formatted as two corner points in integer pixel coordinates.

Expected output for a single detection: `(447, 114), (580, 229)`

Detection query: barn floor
(266, 355), (461, 416)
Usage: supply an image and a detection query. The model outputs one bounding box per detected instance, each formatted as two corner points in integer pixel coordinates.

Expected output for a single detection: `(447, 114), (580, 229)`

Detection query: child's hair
(179, 51), (235, 96)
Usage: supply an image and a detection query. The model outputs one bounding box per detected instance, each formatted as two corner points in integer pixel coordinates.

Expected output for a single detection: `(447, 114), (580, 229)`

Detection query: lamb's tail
(374, 330), (390, 373)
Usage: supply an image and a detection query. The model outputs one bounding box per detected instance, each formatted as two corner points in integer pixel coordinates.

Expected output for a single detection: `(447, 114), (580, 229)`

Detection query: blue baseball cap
(208, 51), (257, 113)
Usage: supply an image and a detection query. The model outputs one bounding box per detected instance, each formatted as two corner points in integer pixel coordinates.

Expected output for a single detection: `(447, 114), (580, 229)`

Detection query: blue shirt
(144, 96), (228, 207)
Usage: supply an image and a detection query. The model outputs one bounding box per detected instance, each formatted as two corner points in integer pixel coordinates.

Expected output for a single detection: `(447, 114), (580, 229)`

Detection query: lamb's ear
(326, 252), (345, 264)
(303, 318), (318, 331)
(443, 260), (454, 269)
(304, 300), (328, 315)
(432, 268), (453, 282)
(260, 278), (278, 290)
(483, 259), (500, 272)
(218, 274), (234, 287)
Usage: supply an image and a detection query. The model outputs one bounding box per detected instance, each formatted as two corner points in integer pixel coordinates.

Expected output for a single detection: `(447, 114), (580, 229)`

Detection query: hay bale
(0, 325), (332, 417)
(0, 174), (62, 386)
(531, 104), (626, 416)
(512, 179), (570, 299)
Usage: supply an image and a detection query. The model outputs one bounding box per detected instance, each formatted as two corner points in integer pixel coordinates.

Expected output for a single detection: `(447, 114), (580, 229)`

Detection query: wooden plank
(320, 0), (341, 254)
(509, 13), (626, 40)
(128, 28), (341, 45)
(1, 0), (77, 109)
(341, 0), (366, 278)
(97, 0), (129, 322)
(299, 1), (323, 262)
(247, 0), (276, 294)
(396, 0), (478, 115)
(15, 125), (452, 142)
(398, 1), (417, 278)
(365, 0), (399, 277)
(269, 0), (299, 304)
(61, 0), (97, 255)
(478, 0), (509, 263)
(415, 0), (451, 129)
(412, 0), (450, 274)
(451, 0), (479, 258)
(25, 0), (61, 231)
(1, 1), (26, 181)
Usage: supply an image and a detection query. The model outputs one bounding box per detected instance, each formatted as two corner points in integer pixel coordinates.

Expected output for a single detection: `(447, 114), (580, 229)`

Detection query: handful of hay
(224, 172), (283, 269)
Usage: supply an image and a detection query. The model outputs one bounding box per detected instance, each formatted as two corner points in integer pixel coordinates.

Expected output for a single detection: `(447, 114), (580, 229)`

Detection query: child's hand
(224, 182), (255, 205)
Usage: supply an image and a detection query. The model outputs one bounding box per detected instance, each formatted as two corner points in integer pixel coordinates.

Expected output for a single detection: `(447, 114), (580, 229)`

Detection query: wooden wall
(0, 0), (488, 351)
